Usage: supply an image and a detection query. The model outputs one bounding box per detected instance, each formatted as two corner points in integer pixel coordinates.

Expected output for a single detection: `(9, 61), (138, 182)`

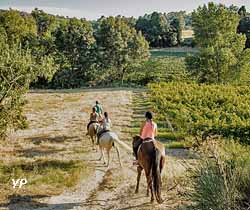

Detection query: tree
(95, 16), (149, 84)
(237, 8), (250, 49)
(0, 36), (56, 137)
(31, 8), (58, 36)
(238, 6), (247, 17)
(135, 12), (178, 47)
(52, 18), (95, 88)
(170, 15), (184, 45)
(186, 2), (250, 83)
(0, 9), (37, 45)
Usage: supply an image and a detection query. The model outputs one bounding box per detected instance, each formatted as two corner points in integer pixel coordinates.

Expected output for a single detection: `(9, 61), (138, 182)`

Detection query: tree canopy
(186, 2), (250, 84)
(135, 12), (184, 47)
(94, 16), (149, 85)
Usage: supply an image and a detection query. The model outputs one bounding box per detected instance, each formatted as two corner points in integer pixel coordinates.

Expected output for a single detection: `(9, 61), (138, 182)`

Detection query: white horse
(97, 126), (132, 167)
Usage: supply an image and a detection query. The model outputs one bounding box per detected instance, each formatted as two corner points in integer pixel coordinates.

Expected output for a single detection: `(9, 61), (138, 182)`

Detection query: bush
(189, 140), (250, 210)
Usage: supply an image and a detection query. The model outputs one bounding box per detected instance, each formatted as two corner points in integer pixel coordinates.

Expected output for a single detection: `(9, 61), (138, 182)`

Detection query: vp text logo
(12, 178), (28, 189)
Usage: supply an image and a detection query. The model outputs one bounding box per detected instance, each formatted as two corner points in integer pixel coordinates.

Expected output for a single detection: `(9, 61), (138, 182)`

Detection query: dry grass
(0, 158), (91, 203)
(0, 91), (93, 206)
(0, 88), (135, 208)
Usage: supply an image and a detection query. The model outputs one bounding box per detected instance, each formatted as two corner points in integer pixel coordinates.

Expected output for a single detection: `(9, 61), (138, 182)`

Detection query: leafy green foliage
(237, 15), (250, 49)
(0, 41), (56, 137)
(136, 11), (192, 47)
(51, 18), (95, 88)
(186, 2), (250, 83)
(125, 57), (188, 85)
(165, 11), (192, 30)
(149, 82), (250, 144)
(31, 8), (58, 36)
(135, 12), (178, 47)
(0, 9), (37, 45)
(170, 15), (184, 45)
(94, 16), (149, 85)
(189, 140), (250, 210)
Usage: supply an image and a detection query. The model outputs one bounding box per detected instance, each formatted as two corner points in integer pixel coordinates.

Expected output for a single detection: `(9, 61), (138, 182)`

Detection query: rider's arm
(99, 116), (104, 124)
(154, 123), (158, 137)
(89, 113), (92, 121)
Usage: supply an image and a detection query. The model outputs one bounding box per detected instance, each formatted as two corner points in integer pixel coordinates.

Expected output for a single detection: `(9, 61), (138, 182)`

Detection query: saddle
(90, 120), (98, 124)
(97, 129), (110, 139)
(133, 136), (155, 159)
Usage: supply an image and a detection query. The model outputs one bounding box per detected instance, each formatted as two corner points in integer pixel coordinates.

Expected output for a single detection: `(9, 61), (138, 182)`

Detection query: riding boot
(133, 159), (139, 166)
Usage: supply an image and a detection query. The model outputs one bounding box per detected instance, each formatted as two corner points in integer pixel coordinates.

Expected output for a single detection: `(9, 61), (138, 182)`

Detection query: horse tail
(152, 147), (163, 203)
(113, 137), (133, 153)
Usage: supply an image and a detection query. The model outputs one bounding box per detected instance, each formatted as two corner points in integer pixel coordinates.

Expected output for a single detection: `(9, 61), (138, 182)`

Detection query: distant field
(150, 47), (198, 58)
(181, 29), (194, 39)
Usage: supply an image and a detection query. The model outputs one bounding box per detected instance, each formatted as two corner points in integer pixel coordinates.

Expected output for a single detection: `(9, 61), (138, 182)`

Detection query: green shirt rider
(94, 101), (103, 117)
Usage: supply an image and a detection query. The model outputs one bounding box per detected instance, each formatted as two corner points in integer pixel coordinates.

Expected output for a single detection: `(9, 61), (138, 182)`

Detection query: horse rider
(96, 111), (112, 145)
(86, 107), (100, 135)
(133, 111), (158, 165)
(94, 101), (103, 117)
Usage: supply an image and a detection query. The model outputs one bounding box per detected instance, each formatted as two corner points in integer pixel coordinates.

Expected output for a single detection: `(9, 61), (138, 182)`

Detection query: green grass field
(150, 47), (198, 58)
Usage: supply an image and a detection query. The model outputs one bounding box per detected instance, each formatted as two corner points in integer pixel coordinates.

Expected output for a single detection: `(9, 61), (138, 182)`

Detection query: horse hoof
(150, 198), (154, 203)
(135, 190), (138, 194)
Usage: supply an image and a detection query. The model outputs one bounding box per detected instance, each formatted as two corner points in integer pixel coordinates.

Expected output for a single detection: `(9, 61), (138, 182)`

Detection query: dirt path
(5, 89), (195, 210)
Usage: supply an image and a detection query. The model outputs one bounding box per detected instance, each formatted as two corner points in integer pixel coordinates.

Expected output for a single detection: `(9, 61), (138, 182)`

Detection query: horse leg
(100, 147), (106, 164)
(135, 166), (142, 194)
(98, 145), (103, 160)
(146, 171), (154, 203)
(160, 155), (165, 173)
(114, 144), (122, 167)
(106, 147), (111, 167)
(94, 136), (97, 151)
(91, 136), (95, 150)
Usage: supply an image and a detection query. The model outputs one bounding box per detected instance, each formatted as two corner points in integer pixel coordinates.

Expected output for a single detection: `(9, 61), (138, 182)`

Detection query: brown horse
(88, 122), (99, 149)
(132, 135), (166, 203)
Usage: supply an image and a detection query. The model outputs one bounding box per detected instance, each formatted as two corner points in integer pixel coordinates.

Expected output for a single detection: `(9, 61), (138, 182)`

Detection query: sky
(0, 0), (249, 20)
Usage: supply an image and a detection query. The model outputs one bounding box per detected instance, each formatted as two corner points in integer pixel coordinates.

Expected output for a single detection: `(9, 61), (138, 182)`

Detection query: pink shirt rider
(140, 120), (157, 140)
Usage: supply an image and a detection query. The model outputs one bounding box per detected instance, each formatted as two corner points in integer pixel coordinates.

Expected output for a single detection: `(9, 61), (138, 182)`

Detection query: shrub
(188, 140), (250, 210)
